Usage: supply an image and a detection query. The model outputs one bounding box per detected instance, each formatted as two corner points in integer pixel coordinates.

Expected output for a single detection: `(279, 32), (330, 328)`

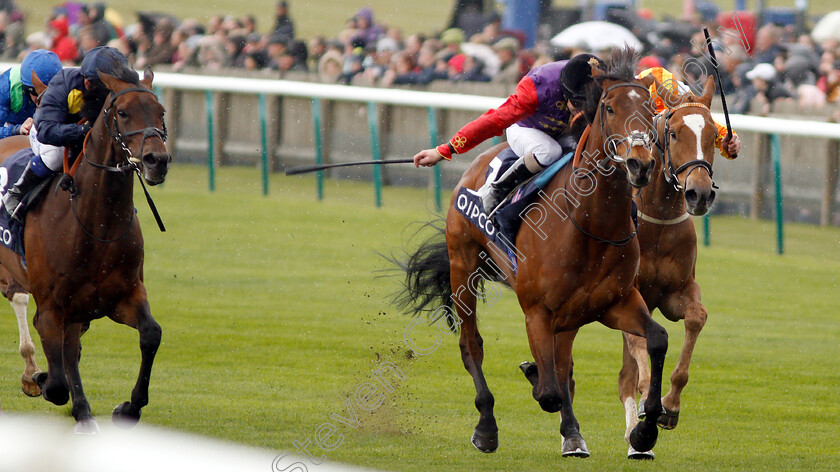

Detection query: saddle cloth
(0, 148), (50, 257)
(453, 147), (574, 274)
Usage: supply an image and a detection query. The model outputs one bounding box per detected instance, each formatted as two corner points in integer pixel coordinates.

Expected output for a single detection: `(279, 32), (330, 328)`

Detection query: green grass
(0, 164), (838, 471)
(21, 0), (840, 47)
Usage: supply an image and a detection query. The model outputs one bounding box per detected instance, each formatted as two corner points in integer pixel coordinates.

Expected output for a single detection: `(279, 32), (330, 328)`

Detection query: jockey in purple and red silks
(413, 53), (606, 213)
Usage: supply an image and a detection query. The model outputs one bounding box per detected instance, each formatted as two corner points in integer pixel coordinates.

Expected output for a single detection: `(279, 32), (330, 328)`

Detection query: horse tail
(384, 219), (458, 331)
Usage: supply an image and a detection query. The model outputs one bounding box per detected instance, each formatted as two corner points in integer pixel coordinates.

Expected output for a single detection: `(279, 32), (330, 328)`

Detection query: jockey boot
(3, 162), (47, 222)
(481, 153), (542, 214)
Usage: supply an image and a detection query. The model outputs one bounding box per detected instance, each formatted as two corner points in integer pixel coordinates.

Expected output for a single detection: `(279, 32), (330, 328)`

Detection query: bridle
(654, 101), (717, 192)
(67, 86), (168, 242)
(84, 86), (168, 174)
(599, 82), (654, 165)
(567, 81), (656, 247)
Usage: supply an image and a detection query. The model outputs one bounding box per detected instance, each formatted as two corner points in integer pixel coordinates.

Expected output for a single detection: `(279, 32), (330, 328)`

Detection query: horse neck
(638, 153), (687, 219)
(572, 124), (634, 217)
(74, 123), (136, 223)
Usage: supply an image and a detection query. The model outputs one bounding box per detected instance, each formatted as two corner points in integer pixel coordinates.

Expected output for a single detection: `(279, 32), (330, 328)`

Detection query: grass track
(0, 164), (837, 471)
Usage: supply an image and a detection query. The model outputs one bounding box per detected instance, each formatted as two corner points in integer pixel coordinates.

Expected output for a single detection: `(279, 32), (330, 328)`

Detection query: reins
(60, 86), (168, 242)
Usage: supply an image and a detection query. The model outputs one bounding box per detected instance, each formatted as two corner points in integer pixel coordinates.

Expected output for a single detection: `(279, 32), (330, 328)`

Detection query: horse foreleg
(11, 292), (42, 397)
(658, 284), (707, 430)
(32, 307), (70, 406)
(523, 305), (562, 413)
(62, 323), (99, 435)
(110, 287), (161, 427)
(601, 291), (667, 454)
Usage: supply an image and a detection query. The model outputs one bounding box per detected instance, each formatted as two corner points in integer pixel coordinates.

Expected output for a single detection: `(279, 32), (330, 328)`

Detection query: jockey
(3, 46), (138, 221)
(0, 49), (62, 139)
(639, 66), (741, 158)
(413, 53), (606, 213)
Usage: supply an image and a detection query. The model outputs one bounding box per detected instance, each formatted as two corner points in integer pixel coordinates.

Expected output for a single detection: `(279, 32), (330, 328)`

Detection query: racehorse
(618, 76), (718, 456)
(0, 68), (170, 433)
(393, 50), (669, 456)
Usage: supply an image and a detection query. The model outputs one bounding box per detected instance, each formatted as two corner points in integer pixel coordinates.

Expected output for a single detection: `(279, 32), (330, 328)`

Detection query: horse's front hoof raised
(518, 361), (538, 387)
(113, 401), (141, 428)
(471, 429), (498, 453)
(657, 407), (679, 430)
(21, 372), (42, 397)
(629, 420), (658, 453)
(561, 436), (589, 458)
(74, 418), (100, 436)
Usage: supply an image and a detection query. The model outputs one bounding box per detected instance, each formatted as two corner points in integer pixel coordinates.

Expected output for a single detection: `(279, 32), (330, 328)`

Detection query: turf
(0, 164), (837, 471)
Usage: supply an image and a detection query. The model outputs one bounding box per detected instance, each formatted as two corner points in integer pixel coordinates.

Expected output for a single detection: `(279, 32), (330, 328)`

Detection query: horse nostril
(685, 188), (698, 206)
(627, 158), (641, 174)
(707, 189), (716, 207)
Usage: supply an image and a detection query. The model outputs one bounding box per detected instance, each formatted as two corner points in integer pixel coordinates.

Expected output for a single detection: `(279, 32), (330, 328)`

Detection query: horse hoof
(471, 429), (498, 453)
(628, 445), (655, 460)
(21, 373), (42, 397)
(657, 407), (679, 430)
(74, 418), (100, 436)
(518, 361), (538, 387)
(32, 372), (48, 388)
(629, 421), (658, 453)
(561, 437), (589, 458)
(112, 401), (141, 428)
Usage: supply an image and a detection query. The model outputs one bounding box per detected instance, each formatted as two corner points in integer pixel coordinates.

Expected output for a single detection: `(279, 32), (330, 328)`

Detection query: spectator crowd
(3, 0), (840, 114)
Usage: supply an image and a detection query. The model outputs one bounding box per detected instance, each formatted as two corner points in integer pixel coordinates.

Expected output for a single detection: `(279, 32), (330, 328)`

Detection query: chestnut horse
(619, 76), (719, 457)
(0, 69), (170, 433)
(394, 51), (668, 457)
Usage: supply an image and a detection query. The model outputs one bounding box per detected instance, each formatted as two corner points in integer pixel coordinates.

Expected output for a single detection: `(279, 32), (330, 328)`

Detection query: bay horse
(618, 75), (718, 457)
(0, 136), (42, 401)
(0, 68), (170, 433)
(393, 51), (668, 456)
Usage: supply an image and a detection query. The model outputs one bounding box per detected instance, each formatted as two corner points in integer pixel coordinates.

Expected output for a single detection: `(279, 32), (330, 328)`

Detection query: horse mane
(601, 47), (641, 82)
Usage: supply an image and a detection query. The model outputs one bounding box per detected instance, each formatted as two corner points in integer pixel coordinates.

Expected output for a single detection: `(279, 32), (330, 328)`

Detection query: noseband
(85, 86), (168, 174)
(599, 82), (654, 165)
(655, 102), (716, 191)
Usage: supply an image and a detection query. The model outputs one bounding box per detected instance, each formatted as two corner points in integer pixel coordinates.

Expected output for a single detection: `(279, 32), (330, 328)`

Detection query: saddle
(0, 148), (52, 257)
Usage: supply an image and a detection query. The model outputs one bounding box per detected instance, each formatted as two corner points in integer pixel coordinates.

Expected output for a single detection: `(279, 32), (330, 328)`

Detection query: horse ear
(590, 64), (605, 78)
(141, 66), (154, 89)
(97, 71), (126, 92)
(31, 71), (48, 96)
(699, 75), (715, 107)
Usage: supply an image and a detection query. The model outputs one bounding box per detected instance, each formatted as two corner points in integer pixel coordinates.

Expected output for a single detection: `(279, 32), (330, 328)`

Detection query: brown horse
(0, 69), (170, 433)
(394, 51), (668, 456)
(619, 76), (718, 457)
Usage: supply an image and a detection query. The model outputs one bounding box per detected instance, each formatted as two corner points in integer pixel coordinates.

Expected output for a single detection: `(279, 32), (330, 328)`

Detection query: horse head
(98, 68), (171, 186)
(657, 75), (717, 215)
(591, 54), (657, 188)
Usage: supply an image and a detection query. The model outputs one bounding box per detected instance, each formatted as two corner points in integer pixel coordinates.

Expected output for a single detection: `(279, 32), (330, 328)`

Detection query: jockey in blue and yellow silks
(3, 46), (139, 221)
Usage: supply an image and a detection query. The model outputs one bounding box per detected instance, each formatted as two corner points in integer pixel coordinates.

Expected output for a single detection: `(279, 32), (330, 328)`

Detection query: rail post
(770, 133), (784, 255)
(312, 98), (324, 200)
(205, 90), (215, 192)
(368, 102), (382, 208)
(258, 94), (269, 196)
(426, 107), (442, 212)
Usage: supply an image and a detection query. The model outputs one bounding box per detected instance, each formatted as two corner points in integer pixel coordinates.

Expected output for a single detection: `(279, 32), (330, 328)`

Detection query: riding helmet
(20, 49), (62, 87)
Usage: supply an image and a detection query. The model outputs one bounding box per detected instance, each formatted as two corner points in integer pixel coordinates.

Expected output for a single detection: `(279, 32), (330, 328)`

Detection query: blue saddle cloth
(453, 147), (574, 274)
(0, 148), (33, 257)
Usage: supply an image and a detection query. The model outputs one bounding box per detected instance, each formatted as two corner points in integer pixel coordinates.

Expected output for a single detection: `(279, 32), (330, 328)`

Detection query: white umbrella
(459, 42), (501, 77)
(550, 21), (643, 52)
(811, 11), (840, 43)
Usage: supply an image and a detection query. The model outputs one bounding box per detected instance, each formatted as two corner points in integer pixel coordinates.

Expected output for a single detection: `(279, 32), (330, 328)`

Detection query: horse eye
(605, 105), (614, 114)
(669, 131), (677, 140)
(118, 110), (128, 118)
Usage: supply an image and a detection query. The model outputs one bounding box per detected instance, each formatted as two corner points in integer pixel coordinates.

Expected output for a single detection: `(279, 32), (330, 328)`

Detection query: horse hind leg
(9, 289), (43, 397)
(658, 288), (707, 430)
(620, 332), (655, 459)
(110, 290), (161, 427)
(449, 242), (499, 453)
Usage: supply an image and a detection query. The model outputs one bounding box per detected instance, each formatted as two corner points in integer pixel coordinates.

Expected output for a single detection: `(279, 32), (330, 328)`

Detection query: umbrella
(550, 21), (643, 52)
(811, 11), (840, 43)
(459, 42), (501, 77)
